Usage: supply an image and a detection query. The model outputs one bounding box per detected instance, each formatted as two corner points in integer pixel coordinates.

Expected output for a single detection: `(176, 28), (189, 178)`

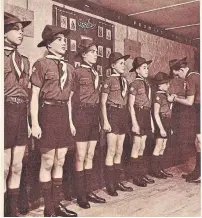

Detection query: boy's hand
(70, 123), (76, 136)
(132, 124), (140, 135)
(160, 128), (167, 137)
(103, 122), (111, 132)
(32, 125), (42, 139)
(167, 94), (177, 102)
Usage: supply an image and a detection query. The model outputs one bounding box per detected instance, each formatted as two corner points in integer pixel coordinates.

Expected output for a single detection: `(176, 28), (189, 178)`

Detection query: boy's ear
(111, 63), (115, 69)
(81, 52), (86, 58)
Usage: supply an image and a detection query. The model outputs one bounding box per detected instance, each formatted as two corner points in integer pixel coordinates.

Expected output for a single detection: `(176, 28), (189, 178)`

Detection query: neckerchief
(46, 54), (68, 90)
(4, 46), (24, 79)
(81, 63), (99, 89)
(111, 70), (127, 98)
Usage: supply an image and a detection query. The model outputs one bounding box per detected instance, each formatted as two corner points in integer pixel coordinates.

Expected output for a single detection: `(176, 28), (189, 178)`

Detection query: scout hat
(4, 12), (31, 28)
(169, 57), (187, 70)
(108, 52), (130, 67)
(153, 72), (172, 85)
(129, 57), (152, 72)
(77, 39), (97, 56)
(37, 25), (70, 47)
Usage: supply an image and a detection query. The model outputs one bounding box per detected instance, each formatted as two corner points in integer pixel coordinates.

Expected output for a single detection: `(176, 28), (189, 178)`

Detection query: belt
(42, 100), (68, 106)
(134, 105), (150, 111)
(108, 103), (126, 109)
(5, 96), (28, 104)
(80, 103), (99, 108)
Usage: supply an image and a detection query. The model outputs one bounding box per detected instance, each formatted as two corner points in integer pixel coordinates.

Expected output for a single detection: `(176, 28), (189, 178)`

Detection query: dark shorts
(37, 104), (74, 149)
(133, 107), (151, 136)
(107, 105), (129, 135)
(4, 102), (28, 149)
(195, 104), (200, 134)
(73, 106), (99, 142)
(155, 116), (171, 139)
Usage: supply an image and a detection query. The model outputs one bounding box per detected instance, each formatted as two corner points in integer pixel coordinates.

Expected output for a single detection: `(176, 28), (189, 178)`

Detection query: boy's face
(4, 23), (24, 46)
(159, 82), (170, 91)
(173, 68), (186, 79)
(136, 63), (149, 78)
(48, 34), (66, 55)
(82, 45), (98, 65)
(112, 58), (125, 74)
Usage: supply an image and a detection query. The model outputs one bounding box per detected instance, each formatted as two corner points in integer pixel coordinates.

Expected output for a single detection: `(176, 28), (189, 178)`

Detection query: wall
(5, 0), (196, 76)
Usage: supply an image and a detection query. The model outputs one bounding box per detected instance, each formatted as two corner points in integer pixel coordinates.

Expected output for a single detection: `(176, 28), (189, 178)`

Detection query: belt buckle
(117, 104), (122, 109)
(16, 97), (22, 104)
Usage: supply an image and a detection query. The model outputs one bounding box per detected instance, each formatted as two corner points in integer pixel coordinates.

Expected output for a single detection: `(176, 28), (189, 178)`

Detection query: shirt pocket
(79, 77), (92, 86)
(45, 71), (59, 80)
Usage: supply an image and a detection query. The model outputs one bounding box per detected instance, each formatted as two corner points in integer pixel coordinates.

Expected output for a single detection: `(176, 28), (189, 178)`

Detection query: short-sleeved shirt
(154, 91), (172, 117)
(31, 57), (75, 101)
(4, 49), (30, 98)
(102, 76), (128, 106)
(72, 65), (101, 105)
(129, 77), (151, 108)
(185, 70), (200, 104)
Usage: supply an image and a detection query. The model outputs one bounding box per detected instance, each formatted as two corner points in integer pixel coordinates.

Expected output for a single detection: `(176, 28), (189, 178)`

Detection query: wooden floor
(24, 159), (201, 217)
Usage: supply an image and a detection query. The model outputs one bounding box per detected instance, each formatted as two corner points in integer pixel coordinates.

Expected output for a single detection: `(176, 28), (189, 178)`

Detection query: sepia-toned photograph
(3, 0), (200, 217)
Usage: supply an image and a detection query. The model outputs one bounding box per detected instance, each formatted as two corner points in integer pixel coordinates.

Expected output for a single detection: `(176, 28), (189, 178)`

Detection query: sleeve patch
(104, 84), (108, 88)
(32, 66), (36, 73)
(130, 87), (134, 91)
(156, 96), (160, 101)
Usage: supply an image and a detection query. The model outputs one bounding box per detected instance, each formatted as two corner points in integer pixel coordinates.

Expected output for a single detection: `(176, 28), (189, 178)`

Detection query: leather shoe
(87, 192), (106, 203)
(186, 177), (201, 183)
(116, 182), (133, 192)
(161, 169), (173, 177)
(44, 208), (56, 217)
(77, 197), (90, 209)
(57, 203), (77, 217)
(151, 172), (167, 179)
(133, 177), (147, 187)
(106, 184), (118, 196)
(181, 173), (189, 179)
(142, 176), (155, 184)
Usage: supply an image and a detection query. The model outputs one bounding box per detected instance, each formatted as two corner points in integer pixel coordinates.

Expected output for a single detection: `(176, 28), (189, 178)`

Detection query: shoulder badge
(104, 84), (108, 89)
(156, 96), (160, 101)
(130, 87), (134, 91)
(32, 66), (36, 73)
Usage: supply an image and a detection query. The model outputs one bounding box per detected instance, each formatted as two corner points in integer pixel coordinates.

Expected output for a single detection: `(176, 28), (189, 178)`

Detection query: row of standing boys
(4, 13), (200, 217)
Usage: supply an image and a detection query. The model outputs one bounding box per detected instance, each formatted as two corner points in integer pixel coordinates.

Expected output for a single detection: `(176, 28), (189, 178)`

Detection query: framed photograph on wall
(98, 45), (103, 57)
(106, 47), (111, 58)
(106, 68), (111, 77)
(106, 29), (111, 40)
(98, 26), (103, 37)
(69, 18), (76, 31)
(60, 15), (67, 28)
(70, 39), (77, 51)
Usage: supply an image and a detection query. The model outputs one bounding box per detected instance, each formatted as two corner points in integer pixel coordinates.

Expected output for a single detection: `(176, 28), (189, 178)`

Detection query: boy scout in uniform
(151, 72), (174, 178)
(31, 25), (77, 217)
(128, 57), (155, 187)
(4, 12), (31, 217)
(101, 52), (133, 196)
(168, 57), (200, 183)
(69, 39), (106, 209)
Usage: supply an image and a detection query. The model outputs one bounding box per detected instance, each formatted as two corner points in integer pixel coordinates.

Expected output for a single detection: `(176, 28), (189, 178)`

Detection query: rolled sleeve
(186, 75), (196, 96)
(129, 81), (138, 96)
(30, 61), (44, 88)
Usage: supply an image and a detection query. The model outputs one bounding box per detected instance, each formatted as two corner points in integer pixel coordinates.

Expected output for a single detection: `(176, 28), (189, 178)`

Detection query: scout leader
(168, 57), (200, 183)
(68, 39), (106, 209)
(151, 72), (174, 179)
(101, 52), (133, 196)
(4, 12), (32, 217)
(128, 57), (155, 187)
(30, 25), (77, 217)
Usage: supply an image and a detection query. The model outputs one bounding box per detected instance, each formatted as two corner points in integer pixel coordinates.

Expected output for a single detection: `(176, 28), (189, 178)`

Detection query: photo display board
(53, 5), (114, 80)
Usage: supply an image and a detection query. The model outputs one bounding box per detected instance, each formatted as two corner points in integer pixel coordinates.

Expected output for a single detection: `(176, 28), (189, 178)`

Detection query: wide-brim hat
(153, 71), (172, 85)
(4, 12), (31, 28)
(109, 52), (130, 67)
(129, 57), (152, 72)
(76, 39), (97, 56)
(169, 57), (187, 70)
(37, 25), (70, 47)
